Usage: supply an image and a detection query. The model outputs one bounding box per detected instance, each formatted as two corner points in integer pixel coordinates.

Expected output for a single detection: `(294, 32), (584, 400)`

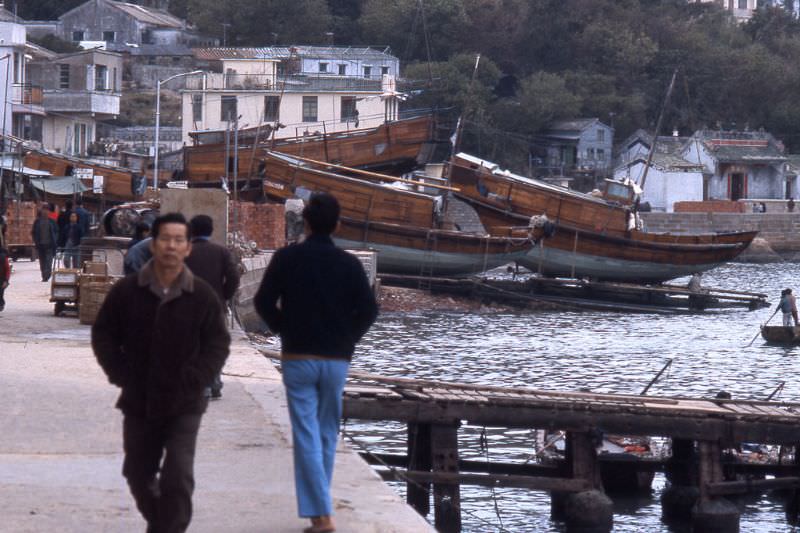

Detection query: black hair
(151, 212), (191, 240)
(302, 192), (340, 235)
(76, 198), (84, 206)
(189, 214), (214, 238)
(133, 221), (150, 240)
(65, 200), (73, 210)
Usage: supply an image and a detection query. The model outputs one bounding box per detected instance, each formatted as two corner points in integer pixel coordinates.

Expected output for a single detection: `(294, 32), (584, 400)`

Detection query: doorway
(730, 173), (746, 201)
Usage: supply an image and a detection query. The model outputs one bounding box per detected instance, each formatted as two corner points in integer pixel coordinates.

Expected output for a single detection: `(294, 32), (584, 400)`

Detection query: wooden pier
(342, 376), (800, 532)
(380, 273), (770, 313)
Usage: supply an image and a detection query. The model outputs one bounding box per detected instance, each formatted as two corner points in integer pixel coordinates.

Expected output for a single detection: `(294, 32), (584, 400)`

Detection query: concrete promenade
(0, 261), (433, 533)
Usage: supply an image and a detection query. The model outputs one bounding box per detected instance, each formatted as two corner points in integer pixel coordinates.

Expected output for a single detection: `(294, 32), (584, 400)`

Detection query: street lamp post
(153, 70), (202, 191)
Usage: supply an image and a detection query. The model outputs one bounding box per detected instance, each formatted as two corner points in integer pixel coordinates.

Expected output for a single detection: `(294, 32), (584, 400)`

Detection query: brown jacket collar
(137, 260), (194, 303)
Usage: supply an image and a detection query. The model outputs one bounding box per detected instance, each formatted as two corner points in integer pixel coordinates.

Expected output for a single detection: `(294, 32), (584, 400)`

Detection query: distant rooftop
(108, 1), (184, 28)
(193, 46), (396, 62)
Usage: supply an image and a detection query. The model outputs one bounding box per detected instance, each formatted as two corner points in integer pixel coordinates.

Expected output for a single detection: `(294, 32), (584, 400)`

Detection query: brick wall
(3, 201), (38, 247)
(641, 212), (800, 252)
(674, 200), (745, 213)
(229, 201), (285, 250)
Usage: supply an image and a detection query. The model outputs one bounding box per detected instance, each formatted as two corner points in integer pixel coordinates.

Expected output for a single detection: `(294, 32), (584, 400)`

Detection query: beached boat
(22, 149), (143, 202)
(183, 114), (439, 183)
(259, 151), (533, 276)
(447, 153), (758, 283)
(760, 326), (800, 345)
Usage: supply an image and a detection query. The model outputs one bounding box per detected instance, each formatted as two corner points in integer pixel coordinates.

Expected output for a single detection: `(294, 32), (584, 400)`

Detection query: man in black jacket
(185, 214), (240, 399)
(31, 205), (58, 281)
(92, 213), (230, 533)
(255, 192), (378, 533)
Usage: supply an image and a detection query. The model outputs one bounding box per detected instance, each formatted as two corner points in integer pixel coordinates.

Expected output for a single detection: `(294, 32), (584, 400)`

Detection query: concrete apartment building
(182, 46), (401, 145)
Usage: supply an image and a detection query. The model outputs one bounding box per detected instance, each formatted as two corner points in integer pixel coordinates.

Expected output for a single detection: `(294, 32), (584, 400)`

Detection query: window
(141, 30), (152, 44)
(341, 96), (357, 122)
(363, 66), (371, 78)
(103, 31), (115, 43)
(597, 129), (605, 142)
(338, 64), (346, 75)
(72, 30), (85, 42)
(302, 96), (317, 122)
(738, 0), (747, 8)
(381, 66), (389, 76)
(597, 149), (606, 161)
(192, 94), (203, 122)
(95, 65), (108, 91)
(59, 64), (70, 89)
(220, 95), (237, 121)
(319, 62), (328, 73)
(264, 95), (279, 122)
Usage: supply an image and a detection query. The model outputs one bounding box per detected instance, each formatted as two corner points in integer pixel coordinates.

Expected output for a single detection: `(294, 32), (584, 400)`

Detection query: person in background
(124, 237), (153, 275)
(47, 202), (58, 222)
(74, 197), (91, 237)
(0, 237), (9, 312)
(255, 192), (378, 533)
(32, 206), (58, 282)
(184, 214), (240, 399)
(57, 200), (74, 249)
(778, 288), (799, 327)
(64, 212), (84, 269)
(91, 213), (230, 533)
(788, 197), (795, 213)
(128, 222), (151, 249)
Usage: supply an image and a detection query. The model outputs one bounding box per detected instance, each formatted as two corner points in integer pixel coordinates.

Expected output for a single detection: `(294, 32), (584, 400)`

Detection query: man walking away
(185, 214), (240, 399)
(74, 197), (91, 236)
(778, 288), (799, 327)
(91, 213), (230, 533)
(32, 206), (58, 281)
(0, 239), (9, 312)
(255, 192), (378, 533)
(57, 200), (74, 249)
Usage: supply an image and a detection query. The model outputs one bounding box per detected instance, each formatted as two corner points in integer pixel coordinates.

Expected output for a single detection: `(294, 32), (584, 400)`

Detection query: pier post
(692, 440), (740, 533)
(406, 423), (432, 517)
(662, 438), (699, 523)
(563, 432), (613, 533)
(431, 423), (461, 533)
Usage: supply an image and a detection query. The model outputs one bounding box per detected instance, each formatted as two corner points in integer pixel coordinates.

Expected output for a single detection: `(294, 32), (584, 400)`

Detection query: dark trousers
(0, 284), (5, 310)
(36, 246), (54, 281)
(122, 413), (202, 533)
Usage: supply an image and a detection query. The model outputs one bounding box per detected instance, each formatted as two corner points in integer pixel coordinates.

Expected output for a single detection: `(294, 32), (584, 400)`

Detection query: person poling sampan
(778, 288), (799, 327)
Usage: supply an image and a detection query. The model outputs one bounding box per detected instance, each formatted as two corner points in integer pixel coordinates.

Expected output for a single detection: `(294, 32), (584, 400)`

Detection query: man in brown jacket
(92, 212), (230, 533)
(184, 214), (240, 399)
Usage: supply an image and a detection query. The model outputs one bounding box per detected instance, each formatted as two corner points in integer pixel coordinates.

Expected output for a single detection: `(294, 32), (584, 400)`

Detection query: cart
(50, 249), (81, 316)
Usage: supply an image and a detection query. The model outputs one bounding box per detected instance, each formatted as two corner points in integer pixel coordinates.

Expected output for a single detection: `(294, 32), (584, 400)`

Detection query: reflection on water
(348, 263), (799, 532)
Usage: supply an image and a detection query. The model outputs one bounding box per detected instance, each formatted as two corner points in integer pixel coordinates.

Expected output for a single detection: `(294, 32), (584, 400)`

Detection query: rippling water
(345, 262), (800, 532)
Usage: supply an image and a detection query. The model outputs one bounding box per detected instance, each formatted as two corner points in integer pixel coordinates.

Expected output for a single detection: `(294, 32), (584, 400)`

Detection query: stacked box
(79, 275), (120, 325)
(4, 201), (38, 246)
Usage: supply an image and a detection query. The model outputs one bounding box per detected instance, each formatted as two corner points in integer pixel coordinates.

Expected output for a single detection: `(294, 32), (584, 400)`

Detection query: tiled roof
(705, 143), (786, 163)
(110, 1), (183, 28)
(193, 46), (396, 62)
(623, 153), (703, 172)
(107, 42), (193, 56)
(549, 118), (601, 132)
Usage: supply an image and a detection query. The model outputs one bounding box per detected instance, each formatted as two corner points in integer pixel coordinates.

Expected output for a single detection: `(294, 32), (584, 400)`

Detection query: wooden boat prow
(760, 325), (800, 345)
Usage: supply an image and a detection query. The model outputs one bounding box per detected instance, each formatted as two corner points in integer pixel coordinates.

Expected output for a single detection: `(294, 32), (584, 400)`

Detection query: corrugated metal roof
(111, 1), (183, 28)
(193, 46), (396, 62)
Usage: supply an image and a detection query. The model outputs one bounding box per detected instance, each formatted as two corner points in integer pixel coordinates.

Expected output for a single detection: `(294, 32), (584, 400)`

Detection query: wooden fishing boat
(260, 151), (533, 276)
(22, 149), (143, 202)
(760, 326), (800, 345)
(447, 153), (758, 283)
(183, 114), (439, 183)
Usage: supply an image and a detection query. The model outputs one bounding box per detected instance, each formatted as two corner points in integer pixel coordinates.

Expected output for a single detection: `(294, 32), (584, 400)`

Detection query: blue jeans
(282, 358), (349, 518)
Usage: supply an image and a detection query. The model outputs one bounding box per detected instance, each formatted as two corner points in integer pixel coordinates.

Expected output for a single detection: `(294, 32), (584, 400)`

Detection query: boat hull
(760, 326), (800, 345)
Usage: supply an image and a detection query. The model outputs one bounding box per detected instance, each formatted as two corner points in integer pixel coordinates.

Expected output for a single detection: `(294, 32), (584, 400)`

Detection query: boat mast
(637, 68), (678, 204)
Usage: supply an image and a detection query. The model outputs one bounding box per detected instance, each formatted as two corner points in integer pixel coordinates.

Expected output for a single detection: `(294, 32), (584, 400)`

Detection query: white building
(0, 22), (31, 144)
(181, 46), (401, 145)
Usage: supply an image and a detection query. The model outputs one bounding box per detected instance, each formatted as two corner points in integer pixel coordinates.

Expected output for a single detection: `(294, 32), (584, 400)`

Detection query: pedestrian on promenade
(32, 206), (57, 282)
(185, 214), (240, 399)
(63, 212), (84, 269)
(91, 213), (230, 533)
(57, 200), (74, 249)
(0, 238), (9, 312)
(124, 237), (153, 275)
(74, 197), (91, 236)
(255, 192), (378, 533)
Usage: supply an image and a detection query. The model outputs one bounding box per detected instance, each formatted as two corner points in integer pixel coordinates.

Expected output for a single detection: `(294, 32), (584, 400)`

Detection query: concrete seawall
(641, 212), (800, 256)
(0, 261), (433, 533)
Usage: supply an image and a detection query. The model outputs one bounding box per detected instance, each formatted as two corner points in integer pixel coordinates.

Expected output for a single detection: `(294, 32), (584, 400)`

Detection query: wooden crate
(79, 275), (119, 325)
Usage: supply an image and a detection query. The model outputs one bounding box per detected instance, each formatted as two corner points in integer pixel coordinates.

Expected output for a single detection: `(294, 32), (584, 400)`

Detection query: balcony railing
(42, 90), (120, 115)
(12, 83), (44, 106)
(185, 73), (386, 93)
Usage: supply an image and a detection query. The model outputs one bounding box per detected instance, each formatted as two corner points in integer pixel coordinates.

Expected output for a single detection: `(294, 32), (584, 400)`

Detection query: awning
(29, 176), (88, 196)
(0, 155), (52, 176)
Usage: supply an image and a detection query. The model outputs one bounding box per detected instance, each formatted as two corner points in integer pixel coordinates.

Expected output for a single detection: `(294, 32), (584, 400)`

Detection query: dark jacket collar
(305, 233), (334, 245)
